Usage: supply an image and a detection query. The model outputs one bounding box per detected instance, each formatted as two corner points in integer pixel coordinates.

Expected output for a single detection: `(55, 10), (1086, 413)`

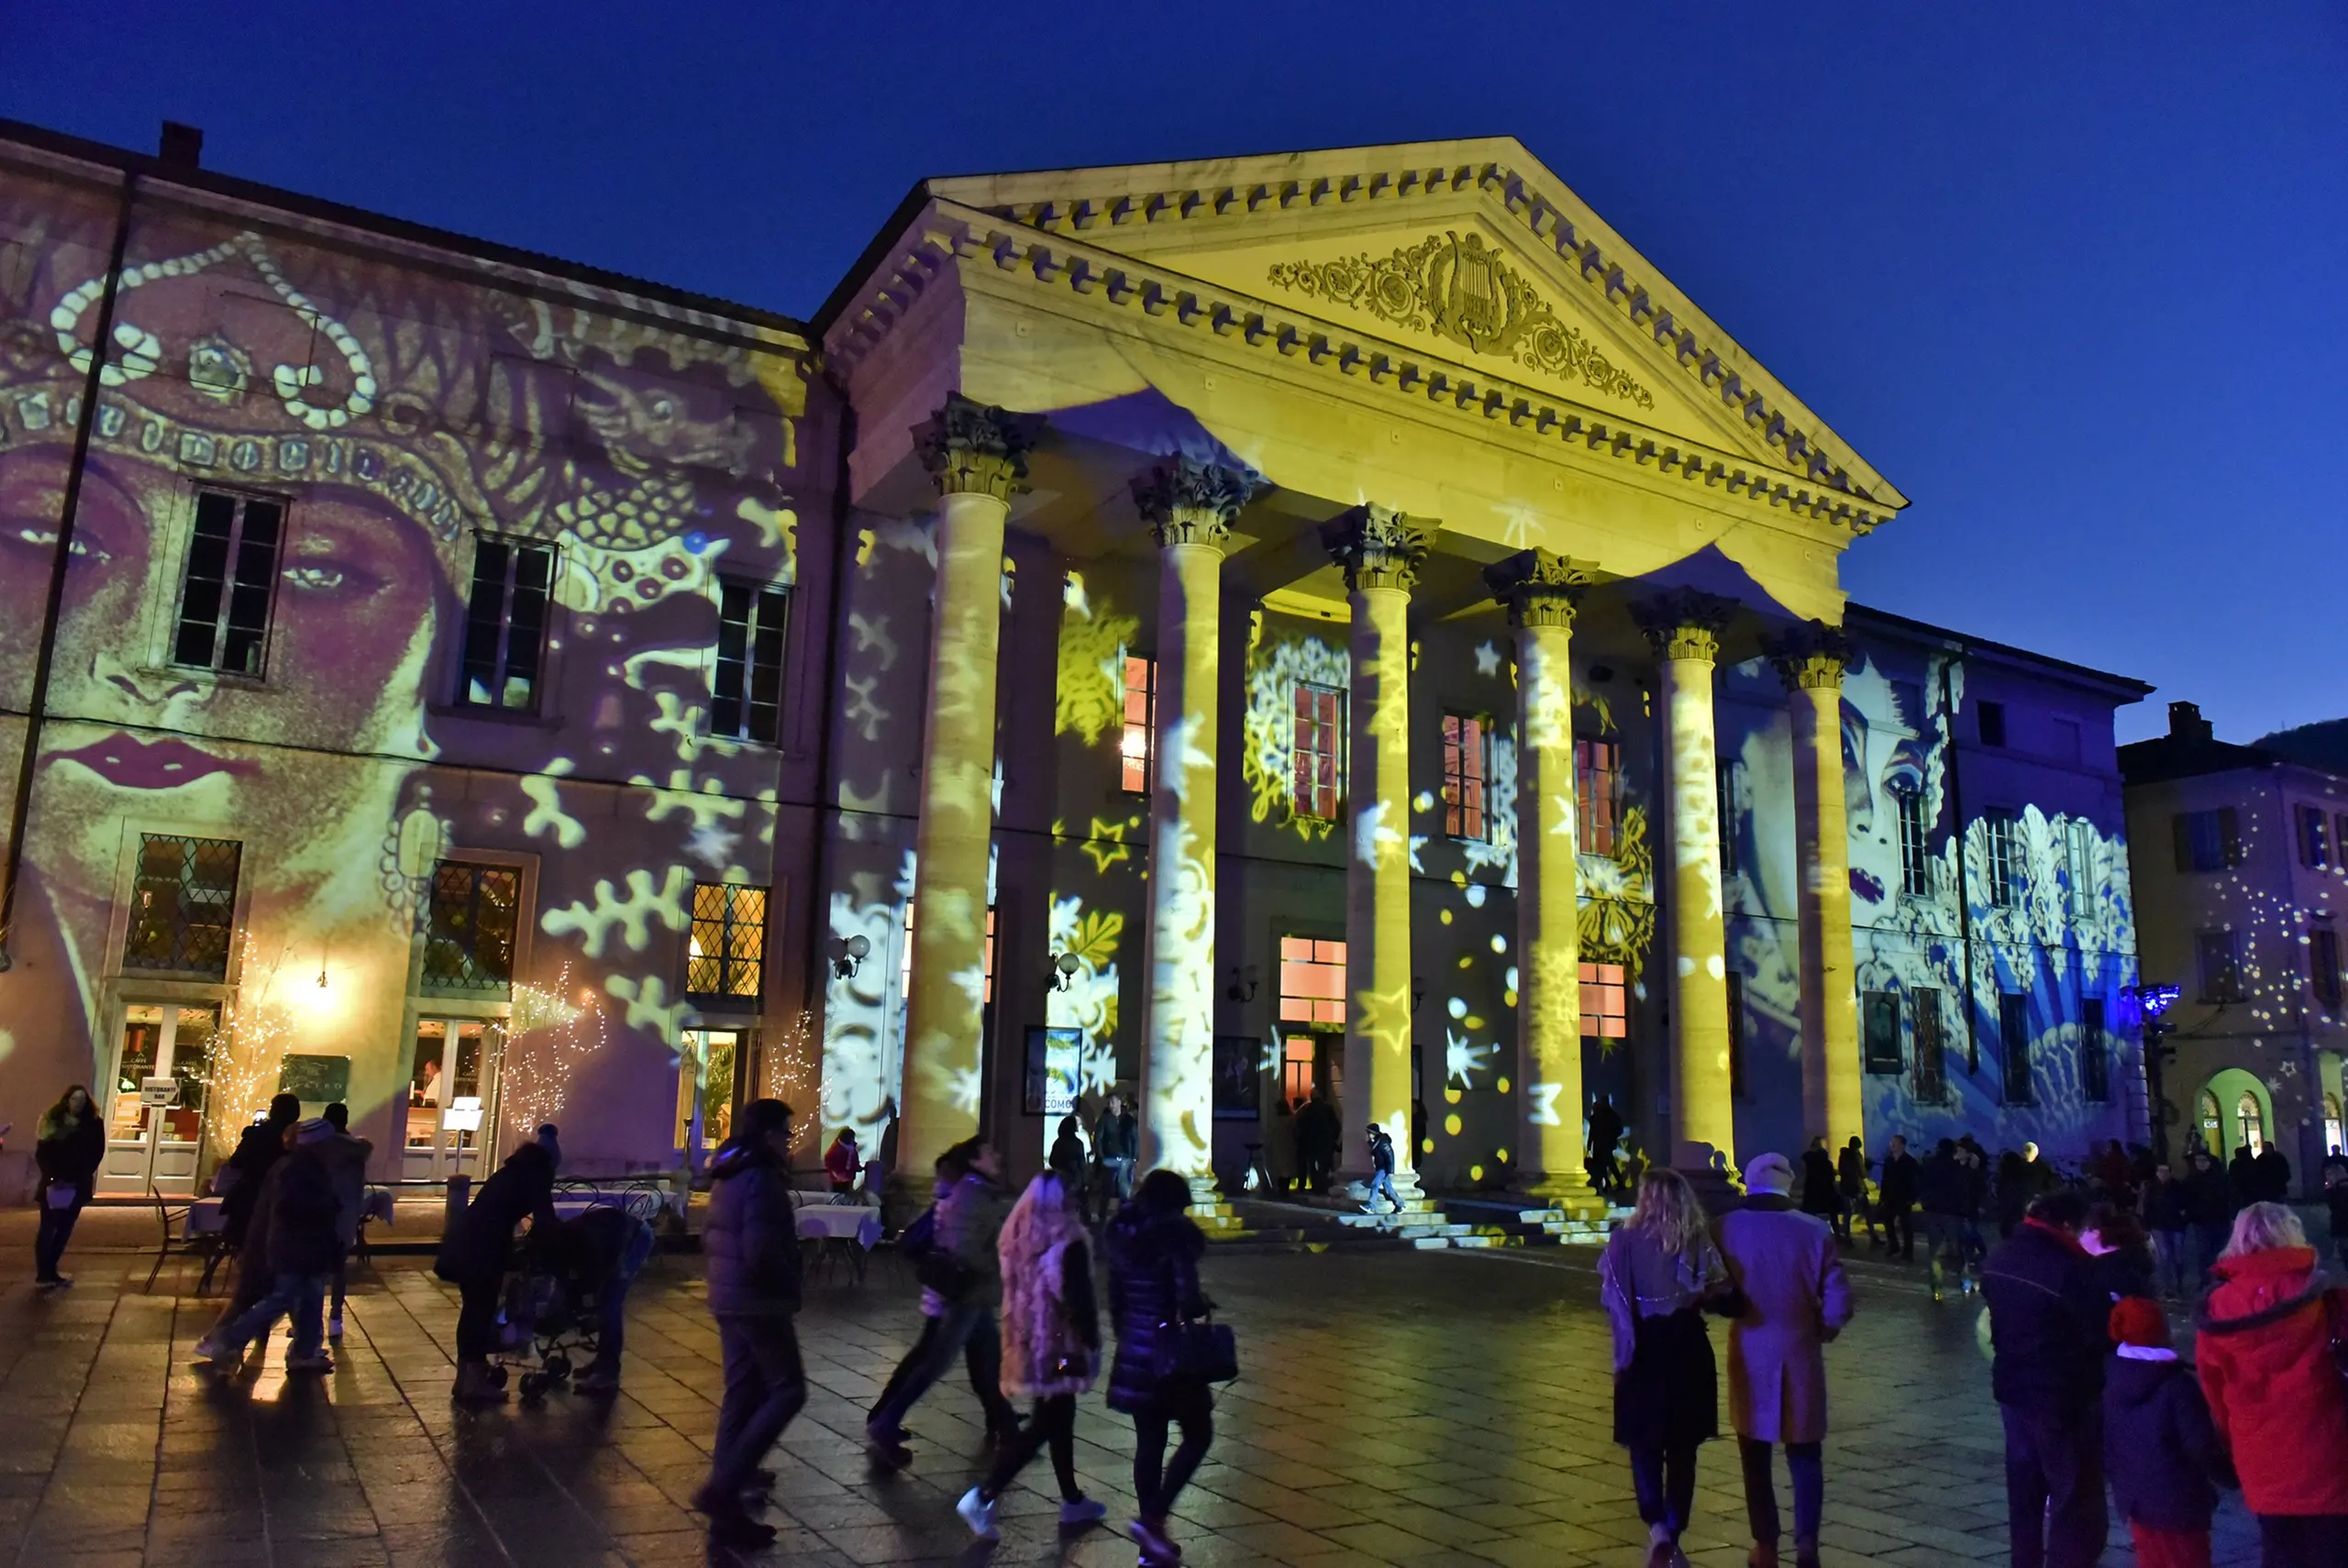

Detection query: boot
(1749, 1543), (1780, 1568)
(1794, 1540), (1821, 1568)
(1645, 1523), (1676, 1568)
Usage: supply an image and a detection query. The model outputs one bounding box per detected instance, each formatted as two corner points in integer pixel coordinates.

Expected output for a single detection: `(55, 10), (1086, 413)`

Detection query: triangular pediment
(927, 138), (1902, 507)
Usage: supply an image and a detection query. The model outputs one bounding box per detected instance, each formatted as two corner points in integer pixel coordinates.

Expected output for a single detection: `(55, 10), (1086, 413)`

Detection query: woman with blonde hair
(1600, 1167), (1738, 1567)
(2196, 1200), (2348, 1565)
(954, 1173), (1106, 1541)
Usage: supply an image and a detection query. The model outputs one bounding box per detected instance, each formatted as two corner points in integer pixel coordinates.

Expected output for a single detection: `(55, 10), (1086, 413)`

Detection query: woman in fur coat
(954, 1173), (1107, 1540)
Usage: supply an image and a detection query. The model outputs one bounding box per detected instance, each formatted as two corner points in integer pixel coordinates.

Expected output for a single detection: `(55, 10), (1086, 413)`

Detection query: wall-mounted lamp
(832, 933), (871, 979)
(1225, 964), (1259, 1004)
(1050, 953), (1081, 992)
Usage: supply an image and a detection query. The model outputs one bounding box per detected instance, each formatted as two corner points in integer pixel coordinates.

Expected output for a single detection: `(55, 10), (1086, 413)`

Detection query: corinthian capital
(913, 392), (1044, 502)
(1632, 588), (1738, 663)
(1767, 618), (1853, 691)
(1320, 503), (1429, 593)
(1485, 549), (1598, 630)
(1132, 456), (1258, 548)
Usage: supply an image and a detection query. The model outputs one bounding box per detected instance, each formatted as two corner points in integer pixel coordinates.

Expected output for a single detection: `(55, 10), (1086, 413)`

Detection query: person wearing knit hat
(2104, 1297), (2233, 1568)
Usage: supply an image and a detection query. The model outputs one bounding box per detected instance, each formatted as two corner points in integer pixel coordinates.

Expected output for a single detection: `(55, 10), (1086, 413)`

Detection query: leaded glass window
(420, 862), (520, 996)
(688, 883), (767, 1001)
(123, 834), (241, 978)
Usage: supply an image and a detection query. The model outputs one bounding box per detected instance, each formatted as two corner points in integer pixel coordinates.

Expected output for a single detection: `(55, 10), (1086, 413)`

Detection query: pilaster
(1772, 619), (1863, 1154)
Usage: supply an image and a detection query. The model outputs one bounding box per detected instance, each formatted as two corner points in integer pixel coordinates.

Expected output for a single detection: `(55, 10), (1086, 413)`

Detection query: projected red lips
(52, 734), (252, 790)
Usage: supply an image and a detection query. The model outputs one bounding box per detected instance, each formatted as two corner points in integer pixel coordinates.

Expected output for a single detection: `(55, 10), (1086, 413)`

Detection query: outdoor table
(795, 1203), (882, 1283)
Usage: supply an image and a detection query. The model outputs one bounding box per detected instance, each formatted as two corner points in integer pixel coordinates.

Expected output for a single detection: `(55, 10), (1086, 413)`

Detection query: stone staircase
(1204, 1190), (1630, 1253)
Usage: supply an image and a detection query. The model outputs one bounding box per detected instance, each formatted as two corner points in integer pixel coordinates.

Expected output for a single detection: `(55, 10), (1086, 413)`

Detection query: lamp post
(2127, 981), (2182, 1162)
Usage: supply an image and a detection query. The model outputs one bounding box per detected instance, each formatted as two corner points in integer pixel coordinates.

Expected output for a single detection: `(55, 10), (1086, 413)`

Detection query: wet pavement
(0, 1215), (2264, 1566)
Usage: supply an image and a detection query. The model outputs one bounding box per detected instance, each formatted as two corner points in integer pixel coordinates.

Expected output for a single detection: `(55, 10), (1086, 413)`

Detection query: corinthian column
(1634, 589), (1739, 1183)
(1321, 505), (1428, 1204)
(899, 393), (1041, 1176)
(1485, 549), (1603, 1217)
(1773, 620), (1863, 1152)
(1132, 457), (1256, 1200)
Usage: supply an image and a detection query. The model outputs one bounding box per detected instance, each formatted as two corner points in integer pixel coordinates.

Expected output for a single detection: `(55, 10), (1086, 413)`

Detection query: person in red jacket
(2195, 1201), (2348, 1567)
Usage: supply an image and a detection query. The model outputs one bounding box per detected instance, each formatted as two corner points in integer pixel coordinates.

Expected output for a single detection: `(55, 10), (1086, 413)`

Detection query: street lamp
(2126, 981), (2182, 1161)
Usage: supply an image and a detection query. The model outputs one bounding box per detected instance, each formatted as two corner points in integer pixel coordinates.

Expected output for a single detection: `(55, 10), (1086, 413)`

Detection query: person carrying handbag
(32, 1085), (103, 1289)
(864, 1138), (1018, 1463)
(1105, 1168), (1218, 1568)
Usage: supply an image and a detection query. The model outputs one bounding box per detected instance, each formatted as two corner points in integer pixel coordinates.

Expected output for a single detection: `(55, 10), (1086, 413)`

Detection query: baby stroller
(495, 1231), (605, 1402)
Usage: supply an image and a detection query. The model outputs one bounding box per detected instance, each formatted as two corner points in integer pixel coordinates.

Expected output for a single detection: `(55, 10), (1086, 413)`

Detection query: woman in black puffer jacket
(1103, 1169), (1213, 1568)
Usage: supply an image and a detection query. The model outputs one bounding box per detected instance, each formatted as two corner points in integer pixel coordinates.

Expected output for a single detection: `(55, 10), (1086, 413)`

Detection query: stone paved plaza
(0, 1219), (2265, 1567)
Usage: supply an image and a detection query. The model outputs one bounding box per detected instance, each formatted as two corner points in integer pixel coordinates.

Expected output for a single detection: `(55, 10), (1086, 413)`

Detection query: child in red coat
(2103, 1297), (2234, 1568)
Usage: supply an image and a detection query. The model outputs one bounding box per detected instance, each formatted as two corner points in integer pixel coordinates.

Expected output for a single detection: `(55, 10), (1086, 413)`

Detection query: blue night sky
(6, 3), (2342, 745)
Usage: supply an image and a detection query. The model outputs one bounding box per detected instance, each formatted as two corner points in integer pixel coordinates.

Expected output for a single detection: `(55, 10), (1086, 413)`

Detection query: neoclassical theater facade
(0, 121), (2147, 1205)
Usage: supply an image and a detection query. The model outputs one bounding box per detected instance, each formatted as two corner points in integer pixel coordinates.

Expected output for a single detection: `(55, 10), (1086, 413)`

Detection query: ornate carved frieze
(1131, 456), (1258, 548)
(1484, 548), (1597, 629)
(1267, 231), (1654, 411)
(913, 391), (1044, 502)
(1320, 503), (1429, 593)
(1633, 588), (1738, 663)
(1767, 618), (1852, 691)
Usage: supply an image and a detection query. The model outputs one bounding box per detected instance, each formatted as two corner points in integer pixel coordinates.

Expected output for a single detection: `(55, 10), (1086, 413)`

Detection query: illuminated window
(984, 905), (997, 1005)
(1280, 1035), (1320, 1108)
(2313, 925), (2343, 1012)
(1442, 713), (1490, 841)
(421, 862), (519, 997)
(713, 579), (790, 745)
(2236, 1092), (2265, 1155)
(2174, 809), (2242, 873)
(1121, 655), (1154, 793)
(2198, 1089), (2222, 1151)
(1578, 961), (1627, 1039)
(2300, 805), (2332, 869)
(1999, 992), (2032, 1106)
(2080, 997), (2108, 1102)
(1977, 701), (2007, 747)
(1913, 988), (1946, 1100)
(460, 536), (555, 712)
(1984, 810), (2020, 909)
(2197, 930), (2244, 1003)
(1576, 739), (1621, 857)
(172, 490), (282, 675)
(2325, 1093), (2343, 1156)
(2064, 817), (2096, 920)
(1278, 936), (1346, 1028)
(687, 882), (767, 1001)
(1895, 788), (1931, 897)
(1725, 971), (1745, 1098)
(123, 834), (241, 979)
(1293, 684), (1343, 821)
(900, 901), (997, 1006)
(1862, 990), (1901, 1073)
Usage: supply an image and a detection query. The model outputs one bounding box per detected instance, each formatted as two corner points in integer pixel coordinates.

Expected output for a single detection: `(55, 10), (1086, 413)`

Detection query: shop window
(1862, 990), (1902, 1073)
(2174, 808), (2243, 873)
(459, 536), (555, 712)
(1984, 810), (2020, 909)
(1279, 936), (1346, 1028)
(1999, 992), (2032, 1106)
(1442, 712), (1490, 841)
(2313, 925), (2343, 1013)
(2300, 805), (2332, 870)
(420, 861), (519, 997)
(688, 882), (767, 1001)
(1292, 683), (1343, 820)
(2197, 1089), (2222, 1153)
(2326, 1093), (2344, 1158)
(123, 834), (241, 979)
(1896, 788), (1931, 897)
(2235, 1092), (2265, 1156)
(713, 578), (790, 744)
(1577, 738), (1621, 856)
(2080, 997), (2109, 1103)
(1913, 988), (1946, 1100)
(1120, 655), (1154, 793)
(2197, 930), (2245, 1003)
(1580, 961), (1627, 1040)
(172, 489), (282, 675)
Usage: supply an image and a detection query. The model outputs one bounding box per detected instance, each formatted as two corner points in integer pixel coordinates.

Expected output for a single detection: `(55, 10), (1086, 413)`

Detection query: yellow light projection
(1242, 631), (1348, 841)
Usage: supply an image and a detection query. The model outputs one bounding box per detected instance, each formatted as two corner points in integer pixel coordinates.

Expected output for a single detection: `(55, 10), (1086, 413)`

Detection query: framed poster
(1212, 1034), (1261, 1121)
(1024, 1026), (1084, 1118)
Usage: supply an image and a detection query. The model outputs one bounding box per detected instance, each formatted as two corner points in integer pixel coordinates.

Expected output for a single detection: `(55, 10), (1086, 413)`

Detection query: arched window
(2198, 1089), (2223, 1154)
(2236, 1092), (2266, 1156)
(2326, 1093), (2343, 1159)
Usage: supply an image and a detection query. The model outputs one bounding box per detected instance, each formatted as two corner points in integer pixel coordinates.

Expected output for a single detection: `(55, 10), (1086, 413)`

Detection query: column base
(1513, 1171), (1611, 1221)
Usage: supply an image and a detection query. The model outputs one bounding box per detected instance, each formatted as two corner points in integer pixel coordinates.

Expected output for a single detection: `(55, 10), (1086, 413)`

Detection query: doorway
(404, 1019), (504, 1182)
(675, 1026), (754, 1166)
(97, 1003), (219, 1197)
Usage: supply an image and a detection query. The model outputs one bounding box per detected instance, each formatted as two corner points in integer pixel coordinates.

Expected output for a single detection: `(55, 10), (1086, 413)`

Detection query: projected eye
(9, 526), (113, 564)
(1885, 740), (1928, 795)
(283, 564), (349, 591)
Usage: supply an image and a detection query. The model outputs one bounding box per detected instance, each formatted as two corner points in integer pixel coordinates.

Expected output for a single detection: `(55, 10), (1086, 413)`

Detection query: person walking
(1104, 1168), (1214, 1568)
(1981, 1188), (2110, 1568)
(1047, 1115), (1088, 1190)
(2227, 1143), (2259, 1208)
(1834, 1137), (1868, 1246)
(954, 1173), (1108, 1540)
(1589, 1094), (1626, 1196)
(2182, 1149), (2233, 1285)
(2103, 1296), (2234, 1568)
(2196, 1201), (2348, 1565)
(1877, 1134), (1920, 1262)
(1918, 1138), (1969, 1298)
(2253, 1141), (2293, 1206)
(1364, 1121), (1401, 1215)
(1295, 1089), (1338, 1196)
(217, 1093), (303, 1256)
(1600, 1167), (1738, 1567)
(692, 1099), (803, 1548)
(1718, 1153), (1854, 1568)
(31, 1085), (103, 1290)
(194, 1119), (343, 1372)
(2143, 1162), (2193, 1299)
(1797, 1138), (1842, 1238)
(1094, 1095), (1138, 1209)
(865, 1138), (1018, 1463)
(434, 1138), (559, 1403)
(316, 1102), (372, 1341)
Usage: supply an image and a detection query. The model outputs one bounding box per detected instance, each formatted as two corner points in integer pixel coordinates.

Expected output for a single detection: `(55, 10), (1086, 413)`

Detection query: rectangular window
(1577, 738), (1621, 856)
(2197, 930), (2244, 1003)
(1977, 701), (2007, 747)
(2080, 997), (2109, 1103)
(2065, 817), (2097, 921)
(1579, 961), (1628, 1040)
(459, 537), (555, 712)
(172, 490), (282, 675)
(1717, 760), (1738, 880)
(1292, 683), (1344, 821)
(1278, 936), (1346, 1028)
(713, 579), (790, 744)
(1726, 971), (1746, 1099)
(2336, 812), (2348, 874)
(2300, 805), (2332, 870)
(1120, 655), (1154, 794)
(687, 882), (767, 1001)
(896, 900), (992, 1008)
(2313, 926), (2343, 1013)
(1985, 810), (2020, 909)
(1896, 788), (1931, 897)
(1914, 988), (1946, 1100)
(123, 834), (241, 979)
(2173, 808), (2243, 873)
(1442, 713), (1490, 841)
(1999, 992), (2032, 1106)
(1863, 990), (1903, 1073)
(420, 861), (520, 997)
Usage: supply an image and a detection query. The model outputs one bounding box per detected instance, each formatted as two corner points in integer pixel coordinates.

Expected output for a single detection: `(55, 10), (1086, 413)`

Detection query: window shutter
(2220, 807), (2243, 867)
(2173, 813), (2192, 873)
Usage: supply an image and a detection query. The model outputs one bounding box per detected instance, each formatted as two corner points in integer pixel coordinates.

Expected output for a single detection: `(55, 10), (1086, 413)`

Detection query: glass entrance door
(675, 1028), (751, 1167)
(98, 1004), (218, 1197)
(404, 1019), (504, 1182)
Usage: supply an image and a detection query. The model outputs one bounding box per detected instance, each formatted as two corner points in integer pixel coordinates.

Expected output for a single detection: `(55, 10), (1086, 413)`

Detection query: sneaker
(1058, 1496), (1106, 1528)
(955, 1486), (998, 1540)
(192, 1334), (236, 1364)
(286, 1353), (334, 1374)
(1129, 1518), (1180, 1564)
(706, 1512), (776, 1548)
(327, 1313), (344, 1341)
(862, 1421), (912, 1469)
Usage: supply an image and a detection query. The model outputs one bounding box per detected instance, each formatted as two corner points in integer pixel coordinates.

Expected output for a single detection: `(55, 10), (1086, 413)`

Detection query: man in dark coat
(2182, 1148), (2232, 1284)
(2227, 1144), (2259, 1207)
(1877, 1135), (1921, 1262)
(218, 1092), (302, 1251)
(691, 1099), (802, 1547)
(1981, 1188), (2110, 1568)
(1295, 1089), (1339, 1195)
(194, 1119), (344, 1372)
(2252, 1142), (2292, 1205)
(1588, 1095), (1625, 1195)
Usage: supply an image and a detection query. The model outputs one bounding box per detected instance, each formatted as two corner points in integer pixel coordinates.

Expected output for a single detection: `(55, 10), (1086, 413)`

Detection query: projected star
(1475, 641), (1502, 678)
(1354, 801), (1402, 869)
(1446, 1029), (1498, 1088)
(1525, 1080), (1565, 1127)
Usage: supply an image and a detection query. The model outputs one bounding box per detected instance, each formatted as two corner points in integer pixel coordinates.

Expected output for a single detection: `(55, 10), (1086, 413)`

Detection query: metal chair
(143, 1186), (226, 1294)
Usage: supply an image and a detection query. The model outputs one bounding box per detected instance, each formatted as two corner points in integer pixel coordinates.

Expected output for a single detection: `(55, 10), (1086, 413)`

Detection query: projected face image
(1839, 660), (1936, 911)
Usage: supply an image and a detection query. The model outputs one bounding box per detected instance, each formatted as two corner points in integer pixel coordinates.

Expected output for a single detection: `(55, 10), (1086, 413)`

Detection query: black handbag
(1149, 1315), (1238, 1384)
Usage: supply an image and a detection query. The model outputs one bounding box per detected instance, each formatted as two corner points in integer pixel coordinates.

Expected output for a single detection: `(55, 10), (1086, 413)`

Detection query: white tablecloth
(795, 1205), (881, 1249)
